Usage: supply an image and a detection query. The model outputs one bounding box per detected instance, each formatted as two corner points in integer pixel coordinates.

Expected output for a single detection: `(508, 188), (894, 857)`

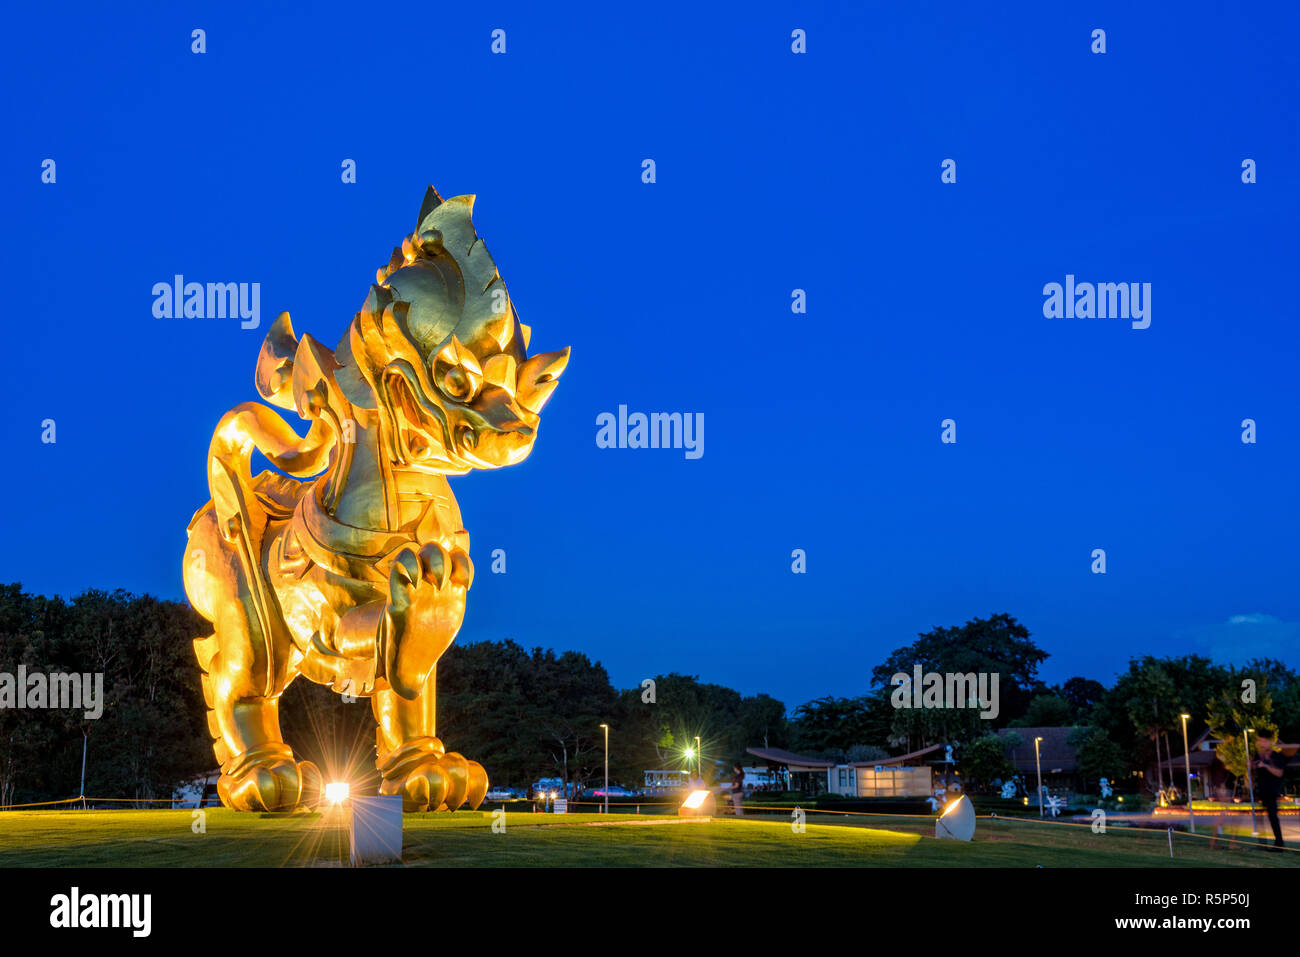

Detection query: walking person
(730, 763), (745, 816)
(1251, 729), (1293, 851)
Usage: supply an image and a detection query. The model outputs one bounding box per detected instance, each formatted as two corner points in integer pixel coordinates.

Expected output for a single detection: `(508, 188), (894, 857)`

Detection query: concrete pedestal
(349, 795), (403, 866)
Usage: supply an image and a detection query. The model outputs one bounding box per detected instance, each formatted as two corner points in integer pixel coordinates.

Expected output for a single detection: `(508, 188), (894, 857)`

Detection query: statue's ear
(255, 312), (299, 409)
(291, 334), (348, 423)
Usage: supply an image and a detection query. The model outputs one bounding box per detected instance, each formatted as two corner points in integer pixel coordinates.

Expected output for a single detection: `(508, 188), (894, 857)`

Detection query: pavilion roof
(849, 743), (948, 767)
(745, 747), (835, 770)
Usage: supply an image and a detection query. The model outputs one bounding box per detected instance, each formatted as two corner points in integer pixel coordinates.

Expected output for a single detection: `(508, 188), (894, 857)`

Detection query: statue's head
(332, 187), (569, 474)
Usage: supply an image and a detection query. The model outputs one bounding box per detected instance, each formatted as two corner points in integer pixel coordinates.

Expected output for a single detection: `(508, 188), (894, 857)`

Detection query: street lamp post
(1179, 714), (1195, 834)
(1243, 728), (1257, 837)
(600, 723), (609, 815)
(695, 735), (702, 782)
(79, 728), (88, 810)
(1034, 736), (1044, 818)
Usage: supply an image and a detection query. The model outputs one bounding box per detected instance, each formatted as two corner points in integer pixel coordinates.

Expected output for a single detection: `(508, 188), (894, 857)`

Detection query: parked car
(485, 787), (522, 801)
(586, 786), (637, 798)
(531, 778), (575, 799)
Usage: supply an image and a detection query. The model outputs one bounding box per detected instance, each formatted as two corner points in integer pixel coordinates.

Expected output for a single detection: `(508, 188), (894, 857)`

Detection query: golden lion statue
(182, 187), (568, 812)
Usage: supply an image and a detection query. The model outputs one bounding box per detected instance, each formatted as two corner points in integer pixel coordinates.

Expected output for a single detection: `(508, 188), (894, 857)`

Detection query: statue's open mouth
(380, 365), (459, 468)
(380, 360), (538, 471)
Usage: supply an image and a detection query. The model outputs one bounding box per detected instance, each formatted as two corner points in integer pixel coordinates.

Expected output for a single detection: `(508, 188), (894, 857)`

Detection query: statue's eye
(432, 335), (483, 403)
(440, 364), (477, 402)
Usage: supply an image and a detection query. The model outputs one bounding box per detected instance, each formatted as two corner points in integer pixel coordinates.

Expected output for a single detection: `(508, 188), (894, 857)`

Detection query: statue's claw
(377, 737), (488, 811)
(463, 759), (489, 809)
(217, 746), (321, 812)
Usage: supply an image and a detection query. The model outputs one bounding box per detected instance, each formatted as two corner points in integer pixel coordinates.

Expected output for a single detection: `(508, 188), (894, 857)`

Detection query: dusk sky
(3, 2), (1298, 711)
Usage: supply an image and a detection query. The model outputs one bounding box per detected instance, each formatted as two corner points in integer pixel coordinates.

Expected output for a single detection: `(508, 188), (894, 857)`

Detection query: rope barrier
(0, 796), (179, 810)
(530, 801), (941, 818)
(73, 797), (180, 804)
(0, 797), (84, 810)
(734, 804), (941, 818)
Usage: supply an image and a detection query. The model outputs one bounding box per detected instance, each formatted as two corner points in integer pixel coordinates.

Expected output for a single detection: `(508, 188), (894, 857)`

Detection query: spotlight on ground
(679, 789), (716, 817)
(325, 781), (350, 804)
(935, 794), (975, 841)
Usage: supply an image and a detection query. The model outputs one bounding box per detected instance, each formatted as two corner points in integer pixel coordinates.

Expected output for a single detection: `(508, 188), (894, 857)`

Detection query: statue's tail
(192, 630), (231, 766)
(201, 401), (335, 698)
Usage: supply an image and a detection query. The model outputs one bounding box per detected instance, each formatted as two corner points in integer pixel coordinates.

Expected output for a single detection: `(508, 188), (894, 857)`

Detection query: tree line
(1, 585), (1295, 803)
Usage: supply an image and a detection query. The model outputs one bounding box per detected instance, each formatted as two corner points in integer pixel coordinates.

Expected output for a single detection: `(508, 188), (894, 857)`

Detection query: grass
(0, 808), (1295, 867)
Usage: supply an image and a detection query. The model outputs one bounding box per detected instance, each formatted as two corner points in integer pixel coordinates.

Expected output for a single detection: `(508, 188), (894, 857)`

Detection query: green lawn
(0, 808), (1294, 867)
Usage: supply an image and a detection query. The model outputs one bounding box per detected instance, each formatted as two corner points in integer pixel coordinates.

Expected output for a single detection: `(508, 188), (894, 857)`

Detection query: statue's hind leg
(372, 669), (487, 812)
(186, 510), (321, 811)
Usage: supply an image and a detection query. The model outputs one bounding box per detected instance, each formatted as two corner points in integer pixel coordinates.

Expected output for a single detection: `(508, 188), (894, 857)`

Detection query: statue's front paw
(385, 543), (472, 697)
(378, 738), (488, 812)
(218, 744), (322, 812)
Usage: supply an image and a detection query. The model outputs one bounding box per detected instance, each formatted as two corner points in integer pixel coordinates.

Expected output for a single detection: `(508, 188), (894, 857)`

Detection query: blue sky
(3, 1), (1298, 710)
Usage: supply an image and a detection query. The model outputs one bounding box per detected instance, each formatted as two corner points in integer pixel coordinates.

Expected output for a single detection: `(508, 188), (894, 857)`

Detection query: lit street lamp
(1179, 714), (1195, 834)
(600, 723), (609, 814)
(1034, 736), (1044, 818)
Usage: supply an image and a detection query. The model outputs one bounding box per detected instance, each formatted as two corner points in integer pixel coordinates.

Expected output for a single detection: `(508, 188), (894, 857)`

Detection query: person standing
(731, 763), (745, 816)
(1251, 729), (1292, 851)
